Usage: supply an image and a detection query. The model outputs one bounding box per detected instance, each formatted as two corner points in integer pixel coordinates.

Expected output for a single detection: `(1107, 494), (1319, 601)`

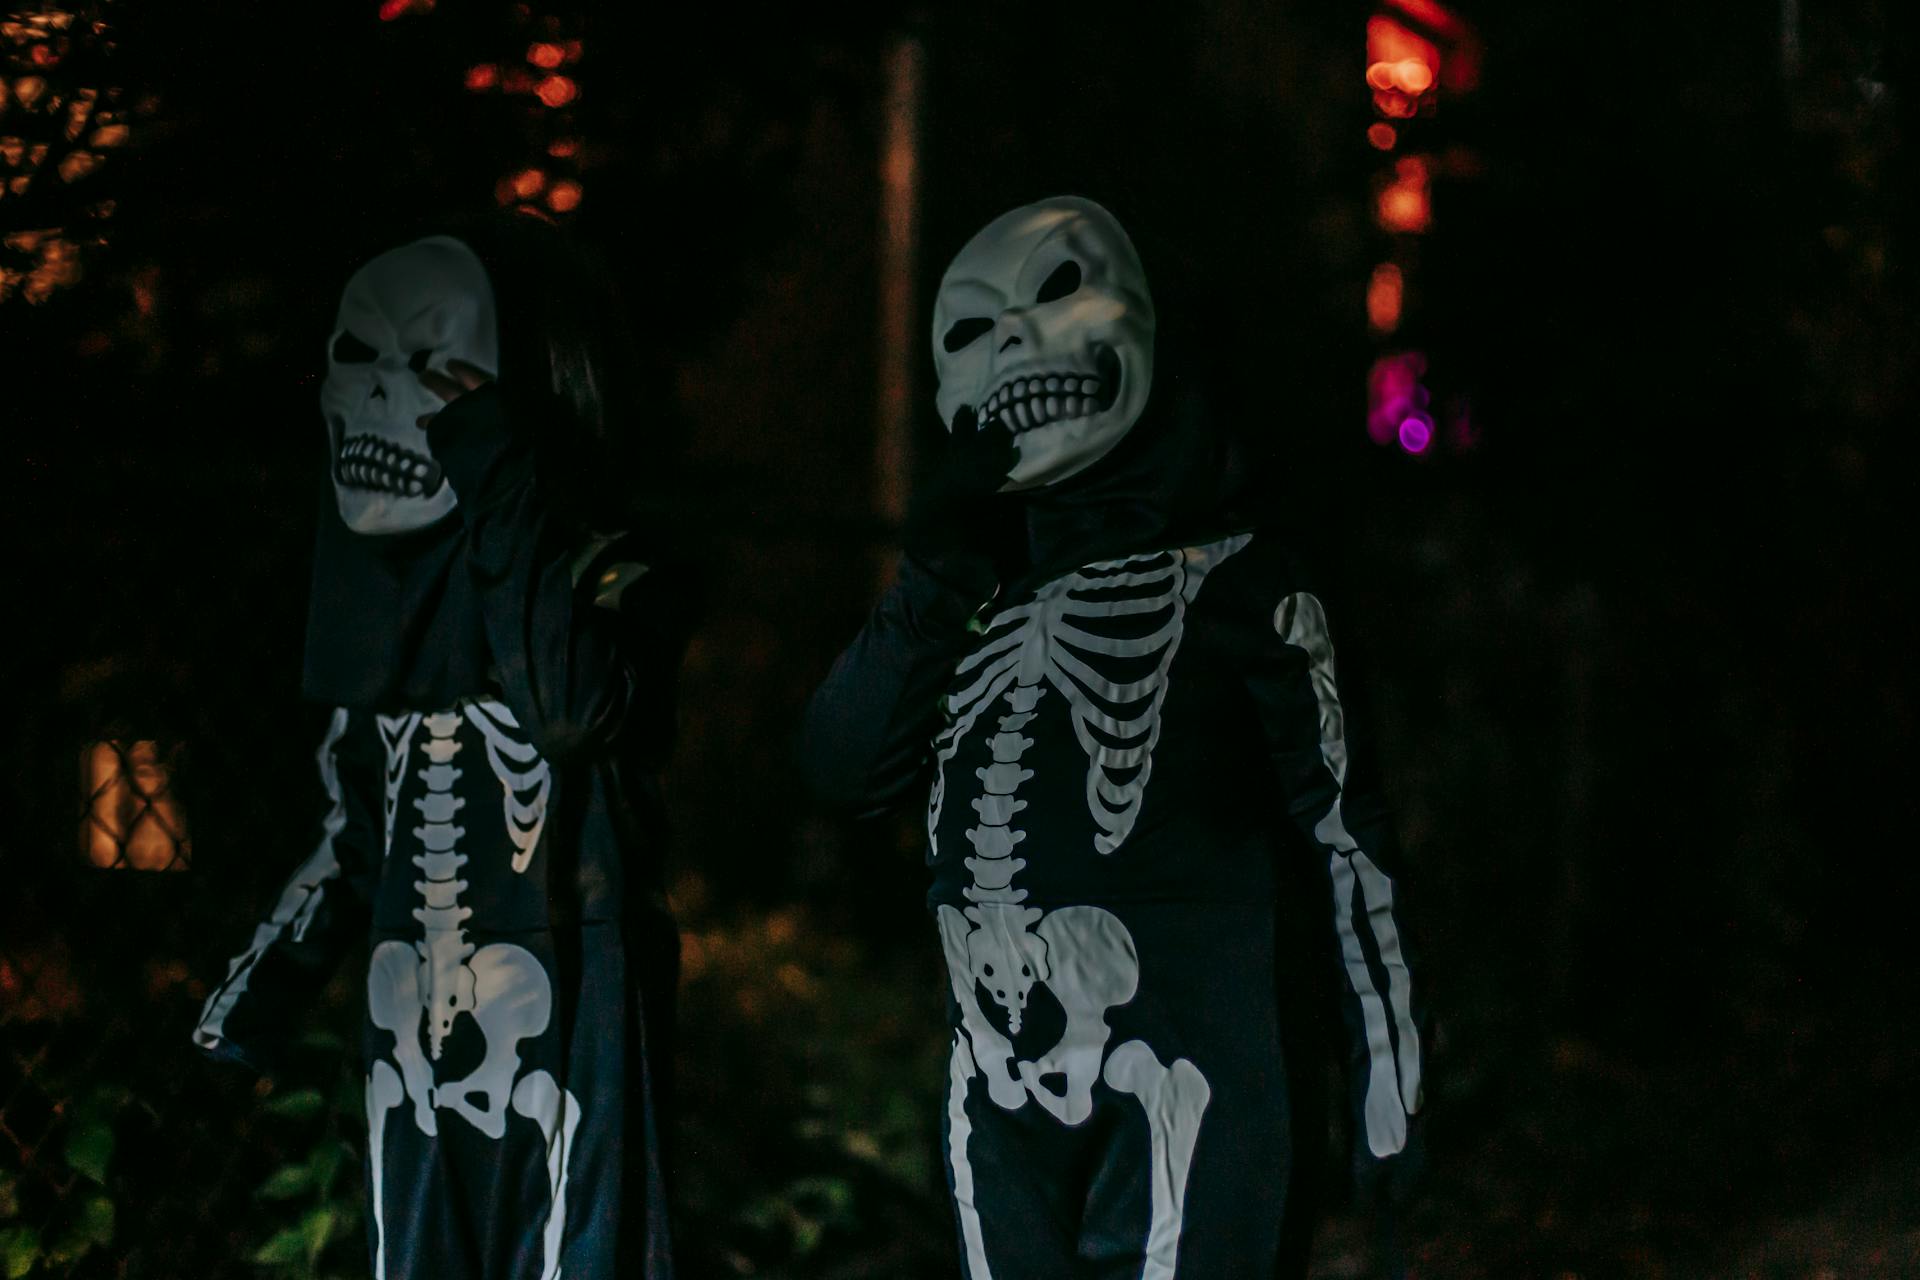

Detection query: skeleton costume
(194, 234), (683, 1279)
(803, 199), (1423, 1278)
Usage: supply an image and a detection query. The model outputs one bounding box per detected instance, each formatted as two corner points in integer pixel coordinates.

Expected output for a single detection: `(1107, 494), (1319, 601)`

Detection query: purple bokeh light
(1368, 350), (1431, 447)
(1398, 414), (1433, 454)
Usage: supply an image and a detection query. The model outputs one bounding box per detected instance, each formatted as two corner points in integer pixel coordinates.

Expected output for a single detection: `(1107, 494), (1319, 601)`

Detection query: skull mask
(932, 197), (1155, 491)
(321, 236), (500, 535)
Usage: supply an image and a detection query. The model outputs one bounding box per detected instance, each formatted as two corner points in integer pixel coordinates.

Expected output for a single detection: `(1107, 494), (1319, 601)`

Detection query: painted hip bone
(933, 536), (1247, 1280)
(363, 700), (578, 1280)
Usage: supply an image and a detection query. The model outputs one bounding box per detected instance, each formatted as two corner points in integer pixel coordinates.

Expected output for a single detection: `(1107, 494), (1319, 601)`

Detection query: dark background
(1, 1), (1914, 1276)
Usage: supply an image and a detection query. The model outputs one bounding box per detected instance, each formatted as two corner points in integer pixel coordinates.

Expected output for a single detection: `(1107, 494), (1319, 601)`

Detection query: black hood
(1014, 347), (1246, 590)
(300, 486), (492, 711)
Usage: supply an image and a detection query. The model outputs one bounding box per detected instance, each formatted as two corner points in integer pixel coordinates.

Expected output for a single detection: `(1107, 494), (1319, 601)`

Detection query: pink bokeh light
(1398, 414), (1433, 454)
(1367, 350), (1430, 446)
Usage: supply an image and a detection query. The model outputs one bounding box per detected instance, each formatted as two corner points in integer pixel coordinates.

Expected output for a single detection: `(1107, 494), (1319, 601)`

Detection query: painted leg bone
(365, 1058), (405, 1280)
(945, 1035), (996, 1280)
(1103, 1040), (1211, 1280)
(511, 1068), (582, 1280)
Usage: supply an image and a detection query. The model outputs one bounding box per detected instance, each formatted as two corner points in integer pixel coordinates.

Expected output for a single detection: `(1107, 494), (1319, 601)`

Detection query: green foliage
(672, 904), (957, 1276)
(244, 1008), (365, 1279)
(0, 1081), (133, 1279)
(249, 1206), (338, 1270)
(260, 1090), (326, 1122)
(0, 1227), (39, 1280)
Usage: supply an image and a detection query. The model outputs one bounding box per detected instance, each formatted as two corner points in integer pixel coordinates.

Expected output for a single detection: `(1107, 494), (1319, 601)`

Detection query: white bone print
(1274, 591), (1421, 1157)
(936, 535), (1248, 1280)
(363, 698), (577, 1280)
(461, 699), (551, 872)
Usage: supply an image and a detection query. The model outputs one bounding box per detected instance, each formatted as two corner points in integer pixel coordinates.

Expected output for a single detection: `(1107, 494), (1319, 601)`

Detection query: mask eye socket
(331, 331), (377, 363)
(407, 349), (432, 374)
(942, 317), (993, 353)
(1034, 259), (1081, 305)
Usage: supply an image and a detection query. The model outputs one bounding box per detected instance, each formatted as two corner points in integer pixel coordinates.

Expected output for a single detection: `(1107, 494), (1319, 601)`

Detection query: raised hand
(901, 414), (1022, 596)
(415, 358), (497, 428)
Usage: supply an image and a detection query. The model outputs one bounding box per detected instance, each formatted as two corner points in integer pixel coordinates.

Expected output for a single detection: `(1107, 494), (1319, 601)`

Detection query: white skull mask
(932, 197), (1155, 491)
(321, 236), (500, 535)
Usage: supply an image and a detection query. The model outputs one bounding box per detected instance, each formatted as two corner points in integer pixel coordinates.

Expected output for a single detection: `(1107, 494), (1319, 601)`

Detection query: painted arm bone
(192, 708), (382, 1077)
(1242, 587), (1427, 1195)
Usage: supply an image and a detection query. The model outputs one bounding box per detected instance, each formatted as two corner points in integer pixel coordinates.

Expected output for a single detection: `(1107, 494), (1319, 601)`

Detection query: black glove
(423, 380), (524, 511)
(900, 415), (1022, 601)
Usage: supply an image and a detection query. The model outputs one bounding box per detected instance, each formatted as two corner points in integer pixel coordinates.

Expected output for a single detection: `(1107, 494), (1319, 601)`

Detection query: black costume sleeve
(192, 708), (382, 1076)
(1221, 544), (1426, 1198)
(798, 554), (993, 817)
(427, 385), (685, 767)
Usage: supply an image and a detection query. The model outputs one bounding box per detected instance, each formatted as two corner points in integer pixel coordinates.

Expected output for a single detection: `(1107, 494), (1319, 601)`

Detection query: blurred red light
(1368, 263), (1404, 334)
(464, 64), (499, 92)
(1367, 16), (1438, 81)
(536, 75), (577, 108)
(1384, 0), (1469, 43)
(1372, 88), (1421, 119)
(1368, 123), (1397, 150)
(1376, 156), (1432, 234)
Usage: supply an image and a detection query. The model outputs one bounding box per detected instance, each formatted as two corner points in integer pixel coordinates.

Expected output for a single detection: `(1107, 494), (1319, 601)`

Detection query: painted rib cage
(929, 548), (1202, 862)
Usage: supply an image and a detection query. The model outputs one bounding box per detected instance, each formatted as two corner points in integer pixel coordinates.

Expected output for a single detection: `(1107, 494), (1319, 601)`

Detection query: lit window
(80, 740), (190, 871)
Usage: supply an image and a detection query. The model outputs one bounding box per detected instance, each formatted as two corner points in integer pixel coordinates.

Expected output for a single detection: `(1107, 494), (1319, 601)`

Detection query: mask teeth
(978, 371), (1108, 434)
(336, 434), (442, 496)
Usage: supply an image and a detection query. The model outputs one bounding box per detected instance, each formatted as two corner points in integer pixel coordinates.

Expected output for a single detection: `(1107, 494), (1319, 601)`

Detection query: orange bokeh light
(1366, 15), (1440, 126)
(547, 136), (581, 158)
(546, 180), (582, 213)
(511, 167), (547, 200)
(528, 42), (564, 69)
(1375, 156), (1431, 234)
(1367, 15), (1439, 72)
(535, 75), (577, 108)
(1372, 88), (1420, 119)
(465, 63), (499, 91)
(1367, 263), (1404, 333)
(1368, 122), (1397, 150)
(1367, 59), (1436, 94)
